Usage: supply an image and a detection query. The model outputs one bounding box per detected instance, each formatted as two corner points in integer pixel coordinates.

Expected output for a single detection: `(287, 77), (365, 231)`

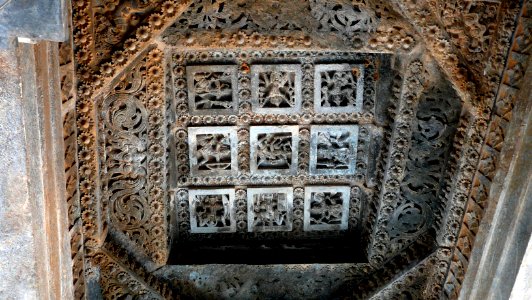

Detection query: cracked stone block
(188, 126), (238, 176)
(247, 187), (294, 232)
(189, 189), (236, 233)
(251, 64), (302, 114)
(309, 125), (359, 175)
(314, 64), (364, 113)
(304, 186), (350, 231)
(186, 65), (238, 115)
(250, 126), (299, 175)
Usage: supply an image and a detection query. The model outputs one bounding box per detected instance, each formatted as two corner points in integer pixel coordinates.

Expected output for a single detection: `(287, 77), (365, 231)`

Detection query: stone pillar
(0, 1), (71, 299)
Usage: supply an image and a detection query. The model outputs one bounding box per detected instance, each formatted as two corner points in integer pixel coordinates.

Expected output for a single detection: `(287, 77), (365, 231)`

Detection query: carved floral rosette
(63, 0), (529, 298)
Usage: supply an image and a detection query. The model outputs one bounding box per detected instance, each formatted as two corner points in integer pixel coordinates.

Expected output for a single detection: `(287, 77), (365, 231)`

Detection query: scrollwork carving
(98, 49), (168, 265)
(310, 0), (377, 37)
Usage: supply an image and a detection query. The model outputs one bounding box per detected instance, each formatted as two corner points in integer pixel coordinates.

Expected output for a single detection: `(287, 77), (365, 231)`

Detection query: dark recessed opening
(168, 234), (368, 265)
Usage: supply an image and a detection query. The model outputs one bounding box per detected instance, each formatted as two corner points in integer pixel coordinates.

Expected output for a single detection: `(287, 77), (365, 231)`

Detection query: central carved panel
(169, 49), (384, 264)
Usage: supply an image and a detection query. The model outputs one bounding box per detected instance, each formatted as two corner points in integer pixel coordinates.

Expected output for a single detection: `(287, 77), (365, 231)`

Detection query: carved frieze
(98, 48), (169, 265)
(63, 0), (527, 297)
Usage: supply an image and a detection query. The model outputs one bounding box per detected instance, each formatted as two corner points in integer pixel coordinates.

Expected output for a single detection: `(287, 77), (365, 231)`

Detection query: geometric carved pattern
(63, 0), (527, 297)
(170, 49), (379, 247)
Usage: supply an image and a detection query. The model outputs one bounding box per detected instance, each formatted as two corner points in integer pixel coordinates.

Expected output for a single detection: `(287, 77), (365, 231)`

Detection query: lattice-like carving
(188, 127), (238, 176)
(161, 0), (417, 53)
(309, 0), (377, 37)
(187, 65), (238, 115)
(164, 0), (378, 43)
(250, 126), (299, 175)
(310, 125), (359, 175)
(304, 186), (350, 231)
(64, 0), (526, 297)
(314, 64), (363, 113)
(189, 189), (236, 233)
(251, 65), (302, 114)
(247, 187), (294, 232)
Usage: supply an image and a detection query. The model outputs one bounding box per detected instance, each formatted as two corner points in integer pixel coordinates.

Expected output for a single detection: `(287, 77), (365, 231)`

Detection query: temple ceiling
(59, 0), (531, 299)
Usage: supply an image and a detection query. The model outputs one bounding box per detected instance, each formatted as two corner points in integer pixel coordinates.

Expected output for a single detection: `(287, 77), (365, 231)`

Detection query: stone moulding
(58, 0), (529, 298)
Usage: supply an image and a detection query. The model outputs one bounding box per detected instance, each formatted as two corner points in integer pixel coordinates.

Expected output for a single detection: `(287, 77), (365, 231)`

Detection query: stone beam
(0, 37), (74, 300)
(0, 0), (70, 298)
(0, 0), (67, 42)
(458, 55), (532, 300)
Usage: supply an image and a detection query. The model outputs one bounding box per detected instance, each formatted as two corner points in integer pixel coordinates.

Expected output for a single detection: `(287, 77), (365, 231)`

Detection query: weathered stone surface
(0, 0), (521, 298)
(0, 0), (66, 42)
(0, 37), (73, 300)
(0, 37), (39, 299)
(458, 55), (532, 300)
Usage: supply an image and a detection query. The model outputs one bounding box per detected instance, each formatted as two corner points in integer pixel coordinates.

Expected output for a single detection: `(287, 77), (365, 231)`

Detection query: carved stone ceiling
(59, 0), (530, 299)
